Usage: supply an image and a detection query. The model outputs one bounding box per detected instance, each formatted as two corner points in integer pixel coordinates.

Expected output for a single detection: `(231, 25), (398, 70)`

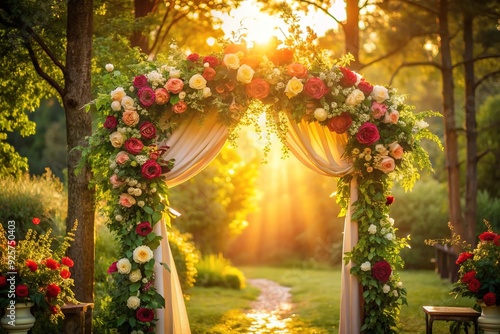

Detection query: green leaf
(152, 211), (162, 223)
(129, 282), (141, 292)
(143, 206), (154, 214)
(161, 262), (171, 272)
(117, 314), (127, 326)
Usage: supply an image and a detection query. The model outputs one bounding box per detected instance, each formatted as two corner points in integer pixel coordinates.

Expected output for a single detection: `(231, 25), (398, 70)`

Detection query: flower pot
(478, 302), (500, 334)
(0, 302), (36, 334)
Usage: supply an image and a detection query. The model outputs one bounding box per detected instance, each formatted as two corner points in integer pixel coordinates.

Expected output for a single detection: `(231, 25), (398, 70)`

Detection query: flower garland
(82, 32), (440, 332)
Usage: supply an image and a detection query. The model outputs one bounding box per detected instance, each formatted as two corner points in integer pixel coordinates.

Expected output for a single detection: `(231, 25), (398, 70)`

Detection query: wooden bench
(61, 302), (94, 334)
(423, 306), (480, 334)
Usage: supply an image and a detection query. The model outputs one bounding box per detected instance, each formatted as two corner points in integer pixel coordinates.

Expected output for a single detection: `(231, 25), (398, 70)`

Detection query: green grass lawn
(186, 266), (476, 334)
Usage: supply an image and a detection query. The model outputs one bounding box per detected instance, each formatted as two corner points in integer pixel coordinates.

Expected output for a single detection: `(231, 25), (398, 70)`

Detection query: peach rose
(286, 63), (308, 79)
(377, 156), (396, 173)
(284, 77), (304, 99)
(110, 87), (126, 101)
(109, 131), (125, 148)
(154, 88), (170, 105)
(115, 151), (130, 165)
(165, 78), (184, 94)
(246, 78), (270, 99)
(122, 110), (140, 127)
(383, 110), (399, 124)
(173, 101), (188, 114)
(119, 193), (136, 207)
(110, 174), (126, 188)
(388, 142), (404, 159)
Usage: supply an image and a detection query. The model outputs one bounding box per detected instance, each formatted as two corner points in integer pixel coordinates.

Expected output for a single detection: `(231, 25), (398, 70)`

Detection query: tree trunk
(345, 0), (360, 70)
(463, 11), (477, 245)
(64, 0), (95, 304)
(438, 0), (464, 240)
(131, 0), (159, 54)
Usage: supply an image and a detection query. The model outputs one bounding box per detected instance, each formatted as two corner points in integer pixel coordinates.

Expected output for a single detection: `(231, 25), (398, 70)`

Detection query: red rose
(203, 55), (219, 68)
(187, 53), (199, 62)
(462, 270), (476, 283)
(133, 75), (148, 88)
(386, 196), (395, 205)
(137, 87), (155, 107)
(0, 276), (6, 286)
(16, 284), (29, 297)
(356, 122), (380, 145)
(49, 305), (59, 315)
(60, 269), (71, 279)
(468, 278), (481, 292)
(304, 77), (329, 99)
(141, 160), (162, 180)
(202, 67), (217, 81)
(103, 115), (118, 130)
(246, 78), (270, 100)
(124, 138), (144, 155)
(340, 67), (358, 87)
(495, 235), (500, 246)
(107, 261), (118, 274)
(136, 222), (153, 236)
(372, 260), (392, 283)
(26, 260), (38, 272)
(46, 284), (61, 298)
(140, 122), (157, 140)
(269, 48), (294, 66)
(32, 217), (40, 225)
(61, 256), (74, 268)
(136, 307), (155, 322)
(358, 79), (374, 95)
(327, 112), (352, 134)
(479, 231), (497, 242)
(483, 292), (497, 306)
(456, 252), (474, 265)
(45, 258), (60, 270)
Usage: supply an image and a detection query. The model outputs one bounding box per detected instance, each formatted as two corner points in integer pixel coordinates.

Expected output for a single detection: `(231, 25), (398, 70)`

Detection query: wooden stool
(423, 306), (480, 334)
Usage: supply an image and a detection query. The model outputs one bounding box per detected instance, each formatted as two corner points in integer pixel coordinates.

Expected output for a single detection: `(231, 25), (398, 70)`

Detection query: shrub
(195, 254), (246, 290)
(168, 227), (200, 292)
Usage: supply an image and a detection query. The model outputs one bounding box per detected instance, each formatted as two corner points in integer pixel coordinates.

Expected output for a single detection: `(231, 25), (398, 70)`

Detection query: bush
(168, 227), (200, 292)
(94, 221), (120, 283)
(195, 254), (246, 289)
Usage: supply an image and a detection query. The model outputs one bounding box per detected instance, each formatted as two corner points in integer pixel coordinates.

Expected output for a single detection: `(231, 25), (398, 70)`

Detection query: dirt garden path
(246, 278), (294, 333)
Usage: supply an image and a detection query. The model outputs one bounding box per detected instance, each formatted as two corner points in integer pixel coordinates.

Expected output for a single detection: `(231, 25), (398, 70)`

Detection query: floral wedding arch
(82, 31), (439, 334)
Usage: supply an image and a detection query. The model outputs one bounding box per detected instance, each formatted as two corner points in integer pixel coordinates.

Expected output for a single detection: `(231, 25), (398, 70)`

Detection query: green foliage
(94, 221), (120, 283)
(195, 254), (246, 290)
(477, 190), (500, 233)
(168, 227), (200, 291)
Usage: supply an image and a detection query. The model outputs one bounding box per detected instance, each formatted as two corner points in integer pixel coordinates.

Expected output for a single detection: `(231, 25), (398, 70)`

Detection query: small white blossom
(134, 188), (142, 196)
(393, 290), (399, 297)
(397, 281), (403, 289)
(115, 215), (123, 222)
(137, 201), (145, 207)
(142, 278), (148, 284)
(105, 64), (114, 72)
(360, 261), (371, 272)
(383, 284), (391, 293)
(368, 224), (377, 235)
(385, 233), (394, 241)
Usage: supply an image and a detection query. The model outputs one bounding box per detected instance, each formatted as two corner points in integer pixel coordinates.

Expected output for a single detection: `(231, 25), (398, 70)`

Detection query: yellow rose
(345, 89), (365, 106)
(236, 64), (255, 84)
(110, 87), (126, 101)
(133, 245), (154, 264)
(223, 53), (240, 69)
(284, 77), (304, 99)
(188, 74), (207, 90)
(109, 131), (125, 148)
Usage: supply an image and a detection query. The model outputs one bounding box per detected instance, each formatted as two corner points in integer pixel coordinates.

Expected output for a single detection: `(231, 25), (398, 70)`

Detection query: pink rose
(154, 88), (170, 105)
(139, 122), (157, 140)
(388, 142), (404, 159)
(141, 160), (162, 179)
(124, 138), (144, 155)
(371, 102), (387, 119)
(122, 110), (140, 126)
(119, 193), (136, 207)
(110, 174), (126, 188)
(107, 261), (118, 274)
(383, 110), (399, 124)
(339, 67), (358, 87)
(137, 87), (155, 107)
(133, 75), (148, 88)
(203, 55), (219, 67)
(173, 100), (188, 114)
(115, 151), (130, 165)
(304, 77), (329, 99)
(165, 78), (184, 94)
(103, 115), (118, 130)
(377, 156), (395, 173)
(356, 122), (380, 145)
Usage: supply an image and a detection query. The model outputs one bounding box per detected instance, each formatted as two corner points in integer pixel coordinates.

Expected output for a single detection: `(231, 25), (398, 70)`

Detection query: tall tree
(0, 0), (95, 304)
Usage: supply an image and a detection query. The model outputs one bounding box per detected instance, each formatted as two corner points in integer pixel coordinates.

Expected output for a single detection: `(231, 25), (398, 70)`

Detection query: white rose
(189, 74), (207, 90)
(133, 245), (154, 264)
(111, 100), (122, 111)
(117, 258), (132, 274)
(371, 85), (389, 103)
(110, 87), (126, 102)
(202, 87), (212, 98)
(368, 224), (377, 235)
(178, 91), (186, 100)
(115, 215), (123, 222)
(127, 296), (141, 310)
(121, 96), (135, 110)
(354, 72), (362, 85)
(105, 64), (114, 72)
(397, 281), (403, 289)
(385, 233), (394, 241)
(137, 200), (145, 207)
(284, 77), (304, 99)
(223, 53), (240, 69)
(360, 261), (371, 272)
(382, 284), (391, 293)
(129, 269), (142, 283)
(236, 64), (255, 84)
(314, 108), (327, 121)
(109, 132), (125, 148)
(393, 290), (399, 297)
(345, 89), (365, 106)
(388, 218), (395, 226)
(169, 69), (181, 78)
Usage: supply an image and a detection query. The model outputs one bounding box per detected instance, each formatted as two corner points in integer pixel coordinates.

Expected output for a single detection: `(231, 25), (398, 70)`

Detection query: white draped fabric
(154, 112), (228, 334)
(285, 117), (359, 334)
(154, 112), (360, 334)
